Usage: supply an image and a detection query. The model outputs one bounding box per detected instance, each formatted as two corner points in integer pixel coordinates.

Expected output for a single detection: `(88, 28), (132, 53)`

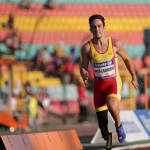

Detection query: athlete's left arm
(114, 39), (139, 89)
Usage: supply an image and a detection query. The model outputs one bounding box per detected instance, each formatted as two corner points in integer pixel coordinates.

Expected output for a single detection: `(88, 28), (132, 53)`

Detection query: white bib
(93, 60), (116, 79)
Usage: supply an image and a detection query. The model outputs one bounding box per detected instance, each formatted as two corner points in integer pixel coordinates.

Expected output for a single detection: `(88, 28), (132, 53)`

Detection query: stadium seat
(1, 0), (150, 3)
(38, 78), (61, 87)
(14, 50), (27, 61)
(67, 100), (79, 114)
(26, 71), (44, 82)
(0, 43), (11, 54)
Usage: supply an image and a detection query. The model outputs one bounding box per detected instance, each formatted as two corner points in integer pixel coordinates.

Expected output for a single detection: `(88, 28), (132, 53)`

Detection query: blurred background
(0, 0), (150, 140)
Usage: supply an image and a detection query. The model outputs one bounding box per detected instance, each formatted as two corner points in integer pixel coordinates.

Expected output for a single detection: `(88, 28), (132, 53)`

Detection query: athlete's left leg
(107, 96), (126, 143)
(107, 96), (121, 127)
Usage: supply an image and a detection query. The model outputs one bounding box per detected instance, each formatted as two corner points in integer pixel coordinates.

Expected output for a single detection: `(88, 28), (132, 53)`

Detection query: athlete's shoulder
(81, 42), (91, 53)
(112, 38), (124, 49)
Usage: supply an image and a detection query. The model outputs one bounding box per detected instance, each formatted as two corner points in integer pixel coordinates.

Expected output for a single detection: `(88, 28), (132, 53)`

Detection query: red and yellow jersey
(89, 37), (121, 82)
(89, 37), (122, 111)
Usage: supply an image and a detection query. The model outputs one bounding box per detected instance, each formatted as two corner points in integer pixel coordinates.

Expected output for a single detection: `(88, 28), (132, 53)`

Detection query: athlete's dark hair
(89, 14), (105, 27)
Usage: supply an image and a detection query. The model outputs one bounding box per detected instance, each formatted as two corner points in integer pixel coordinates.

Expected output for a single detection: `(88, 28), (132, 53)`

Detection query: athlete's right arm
(80, 43), (91, 87)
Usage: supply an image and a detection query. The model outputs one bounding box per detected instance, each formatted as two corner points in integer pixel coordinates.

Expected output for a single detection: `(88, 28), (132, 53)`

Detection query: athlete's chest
(94, 43), (108, 54)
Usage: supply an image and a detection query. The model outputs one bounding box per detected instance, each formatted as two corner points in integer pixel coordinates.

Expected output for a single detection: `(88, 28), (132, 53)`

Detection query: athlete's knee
(107, 97), (119, 112)
(107, 104), (117, 113)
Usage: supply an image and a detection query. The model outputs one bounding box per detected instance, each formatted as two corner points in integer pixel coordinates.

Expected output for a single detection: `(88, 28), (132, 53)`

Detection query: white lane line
(112, 143), (150, 150)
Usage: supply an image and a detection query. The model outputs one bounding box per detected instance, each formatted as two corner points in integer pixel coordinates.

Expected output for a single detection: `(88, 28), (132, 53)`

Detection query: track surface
(83, 144), (150, 150)
(1, 122), (150, 150)
(83, 146), (150, 150)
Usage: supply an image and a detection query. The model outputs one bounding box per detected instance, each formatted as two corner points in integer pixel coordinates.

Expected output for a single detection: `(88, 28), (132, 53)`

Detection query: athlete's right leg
(96, 110), (109, 140)
(93, 80), (109, 140)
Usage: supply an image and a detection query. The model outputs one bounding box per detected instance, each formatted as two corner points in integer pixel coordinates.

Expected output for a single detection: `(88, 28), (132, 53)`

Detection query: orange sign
(1, 130), (82, 150)
(1, 135), (26, 150)
(41, 130), (83, 150)
(20, 134), (34, 150)
(28, 133), (47, 150)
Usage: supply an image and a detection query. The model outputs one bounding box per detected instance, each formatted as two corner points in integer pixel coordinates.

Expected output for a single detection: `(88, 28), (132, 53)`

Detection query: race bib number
(93, 60), (116, 79)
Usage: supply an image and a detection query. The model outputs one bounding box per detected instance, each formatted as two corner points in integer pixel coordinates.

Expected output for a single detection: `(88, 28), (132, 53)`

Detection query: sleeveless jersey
(89, 37), (121, 82)
(89, 37), (122, 111)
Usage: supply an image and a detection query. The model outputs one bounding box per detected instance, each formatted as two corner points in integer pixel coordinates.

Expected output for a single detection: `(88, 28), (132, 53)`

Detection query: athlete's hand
(83, 71), (89, 87)
(131, 79), (139, 89)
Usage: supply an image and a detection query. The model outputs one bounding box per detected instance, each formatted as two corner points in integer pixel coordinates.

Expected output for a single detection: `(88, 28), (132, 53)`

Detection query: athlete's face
(90, 19), (105, 38)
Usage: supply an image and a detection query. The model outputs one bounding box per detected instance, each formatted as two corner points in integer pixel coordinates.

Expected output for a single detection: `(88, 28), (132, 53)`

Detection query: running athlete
(80, 14), (139, 143)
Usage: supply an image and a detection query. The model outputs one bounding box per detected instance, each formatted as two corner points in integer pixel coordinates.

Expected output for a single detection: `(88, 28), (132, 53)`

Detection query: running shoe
(116, 123), (126, 143)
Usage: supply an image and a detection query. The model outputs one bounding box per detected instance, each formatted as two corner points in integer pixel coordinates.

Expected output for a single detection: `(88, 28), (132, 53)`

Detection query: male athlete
(80, 14), (139, 143)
